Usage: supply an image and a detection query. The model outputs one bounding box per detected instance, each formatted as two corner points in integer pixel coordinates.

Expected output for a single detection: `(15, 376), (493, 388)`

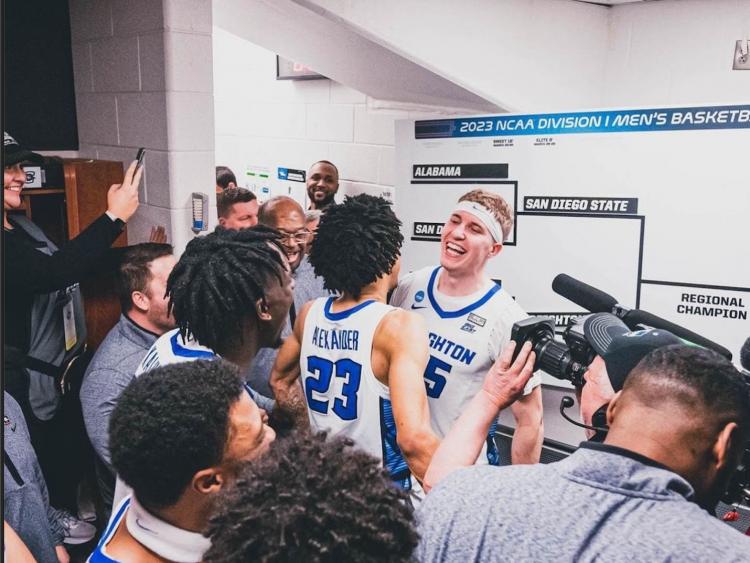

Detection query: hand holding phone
(135, 147), (146, 173)
(107, 159), (143, 223)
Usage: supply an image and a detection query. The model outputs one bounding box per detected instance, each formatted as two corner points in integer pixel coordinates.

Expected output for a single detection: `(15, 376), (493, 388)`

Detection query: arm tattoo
(273, 378), (309, 432)
(286, 380), (310, 430)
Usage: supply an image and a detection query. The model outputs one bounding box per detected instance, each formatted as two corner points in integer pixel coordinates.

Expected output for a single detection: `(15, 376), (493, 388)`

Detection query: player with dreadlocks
(109, 226), (294, 507)
(136, 226), (293, 406)
(271, 194), (440, 494)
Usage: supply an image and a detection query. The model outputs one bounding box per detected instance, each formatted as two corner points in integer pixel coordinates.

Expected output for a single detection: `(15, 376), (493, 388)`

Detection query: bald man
(245, 197), (327, 395)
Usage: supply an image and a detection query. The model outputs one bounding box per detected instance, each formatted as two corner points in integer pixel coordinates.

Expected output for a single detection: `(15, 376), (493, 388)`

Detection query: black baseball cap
(4, 132), (43, 166)
(583, 313), (684, 392)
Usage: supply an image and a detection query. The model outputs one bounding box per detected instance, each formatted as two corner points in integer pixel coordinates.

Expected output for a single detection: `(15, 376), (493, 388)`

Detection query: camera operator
(576, 313), (682, 441)
(417, 340), (750, 561)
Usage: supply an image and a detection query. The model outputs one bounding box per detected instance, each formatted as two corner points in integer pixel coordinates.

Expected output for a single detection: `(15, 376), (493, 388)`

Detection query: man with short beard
(110, 226), (294, 508)
(134, 226), (293, 410)
(306, 160), (339, 210)
(89, 360), (275, 562)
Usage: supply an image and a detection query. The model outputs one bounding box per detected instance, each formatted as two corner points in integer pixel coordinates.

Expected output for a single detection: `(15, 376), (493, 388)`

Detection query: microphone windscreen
(622, 309), (732, 360)
(552, 274), (618, 313)
(740, 337), (750, 371)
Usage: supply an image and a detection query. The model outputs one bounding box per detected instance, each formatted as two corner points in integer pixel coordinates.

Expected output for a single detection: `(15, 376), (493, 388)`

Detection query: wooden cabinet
(15, 158), (127, 350)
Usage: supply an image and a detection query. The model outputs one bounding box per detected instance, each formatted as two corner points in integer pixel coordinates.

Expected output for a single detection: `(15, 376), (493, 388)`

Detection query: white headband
(453, 201), (505, 243)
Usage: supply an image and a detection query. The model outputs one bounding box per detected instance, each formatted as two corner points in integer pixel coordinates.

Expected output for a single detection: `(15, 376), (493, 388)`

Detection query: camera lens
(535, 338), (571, 380)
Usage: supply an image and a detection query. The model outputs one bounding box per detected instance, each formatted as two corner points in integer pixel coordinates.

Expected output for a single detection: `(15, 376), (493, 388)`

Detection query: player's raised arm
(510, 382), (544, 464)
(379, 309), (441, 482)
(424, 341), (535, 491)
(270, 301), (312, 430)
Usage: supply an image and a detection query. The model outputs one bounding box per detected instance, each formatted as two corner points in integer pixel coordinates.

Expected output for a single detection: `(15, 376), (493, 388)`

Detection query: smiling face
(306, 162), (339, 209)
(202, 391), (277, 500)
(272, 208), (309, 272)
(4, 163), (26, 211)
(222, 392), (276, 472)
(439, 210), (502, 277)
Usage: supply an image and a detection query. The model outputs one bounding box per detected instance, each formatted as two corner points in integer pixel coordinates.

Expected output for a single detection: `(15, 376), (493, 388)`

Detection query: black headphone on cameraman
(559, 396), (609, 442)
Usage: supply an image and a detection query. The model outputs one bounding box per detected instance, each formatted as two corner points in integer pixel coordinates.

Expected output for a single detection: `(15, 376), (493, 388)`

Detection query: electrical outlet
(733, 40), (750, 70)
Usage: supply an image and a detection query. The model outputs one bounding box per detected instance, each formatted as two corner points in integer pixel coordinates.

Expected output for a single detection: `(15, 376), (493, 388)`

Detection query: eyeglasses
(278, 230), (312, 243)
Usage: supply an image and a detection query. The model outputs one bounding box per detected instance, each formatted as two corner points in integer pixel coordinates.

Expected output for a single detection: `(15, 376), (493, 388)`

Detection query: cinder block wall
(69, 0), (215, 252)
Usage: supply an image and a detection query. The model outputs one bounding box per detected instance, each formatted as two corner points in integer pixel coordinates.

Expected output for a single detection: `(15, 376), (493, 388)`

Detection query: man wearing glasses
(245, 196), (327, 396)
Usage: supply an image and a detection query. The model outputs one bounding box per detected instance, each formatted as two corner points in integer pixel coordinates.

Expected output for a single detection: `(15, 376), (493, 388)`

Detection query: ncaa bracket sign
(395, 104), (750, 386)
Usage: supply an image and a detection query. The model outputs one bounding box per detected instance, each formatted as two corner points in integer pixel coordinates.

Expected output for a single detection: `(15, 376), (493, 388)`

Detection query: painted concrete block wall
(213, 26), (469, 204)
(69, 0), (215, 252)
(603, 0), (750, 106)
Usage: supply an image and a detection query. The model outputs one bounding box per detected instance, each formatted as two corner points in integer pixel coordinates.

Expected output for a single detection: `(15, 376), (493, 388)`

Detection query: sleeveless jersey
(390, 266), (541, 464)
(112, 329), (273, 507)
(134, 327), (273, 411)
(300, 296), (412, 489)
(88, 496), (130, 562)
(135, 328), (214, 375)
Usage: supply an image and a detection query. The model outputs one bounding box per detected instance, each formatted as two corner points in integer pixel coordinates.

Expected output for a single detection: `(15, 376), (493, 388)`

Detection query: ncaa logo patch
(415, 290), (425, 302)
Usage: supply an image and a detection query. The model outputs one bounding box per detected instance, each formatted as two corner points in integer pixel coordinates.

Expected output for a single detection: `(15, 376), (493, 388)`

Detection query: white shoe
(59, 511), (97, 545)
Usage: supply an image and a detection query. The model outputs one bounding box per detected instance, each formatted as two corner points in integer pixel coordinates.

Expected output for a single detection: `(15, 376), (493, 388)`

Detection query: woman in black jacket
(3, 131), (142, 511)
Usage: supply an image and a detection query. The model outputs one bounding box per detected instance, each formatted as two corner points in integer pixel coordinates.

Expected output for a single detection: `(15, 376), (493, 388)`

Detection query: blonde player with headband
(390, 189), (543, 467)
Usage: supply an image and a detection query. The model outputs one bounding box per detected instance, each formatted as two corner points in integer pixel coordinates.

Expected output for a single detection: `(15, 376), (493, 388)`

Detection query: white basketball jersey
(136, 328), (215, 375)
(390, 266), (541, 465)
(300, 296), (412, 489)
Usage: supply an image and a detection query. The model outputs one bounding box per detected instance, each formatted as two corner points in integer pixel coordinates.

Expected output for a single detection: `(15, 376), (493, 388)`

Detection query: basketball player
(271, 194), (440, 490)
(390, 189), (543, 465)
(110, 226), (292, 508)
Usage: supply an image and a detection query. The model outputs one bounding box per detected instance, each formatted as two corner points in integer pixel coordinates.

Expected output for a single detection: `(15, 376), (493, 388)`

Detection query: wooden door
(63, 159), (127, 350)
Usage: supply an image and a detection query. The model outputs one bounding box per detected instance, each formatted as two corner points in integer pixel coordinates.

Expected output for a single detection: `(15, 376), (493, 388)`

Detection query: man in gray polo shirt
(80, 243), (176, 510)
(416, 339), (750, 561)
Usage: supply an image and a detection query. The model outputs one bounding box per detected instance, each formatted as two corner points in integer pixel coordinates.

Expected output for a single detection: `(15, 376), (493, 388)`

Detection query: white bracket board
(395, 104), (750, 384)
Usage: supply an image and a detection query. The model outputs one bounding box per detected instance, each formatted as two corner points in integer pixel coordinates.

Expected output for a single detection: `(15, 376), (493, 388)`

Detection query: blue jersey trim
(323, 296), (376, 321)
(486, 420), (500, 466)
(170, 332), (215, 359)
(426, 267), (502, 319)
(379, 397), (412, 490)
(89, 497), (130, 562)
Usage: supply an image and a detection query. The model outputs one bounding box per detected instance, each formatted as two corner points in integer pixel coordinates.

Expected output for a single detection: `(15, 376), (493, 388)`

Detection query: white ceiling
(577, 0), (649, 5)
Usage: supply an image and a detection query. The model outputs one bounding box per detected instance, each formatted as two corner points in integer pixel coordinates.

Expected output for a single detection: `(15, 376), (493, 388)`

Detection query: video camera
(510, 316), (594, 387)
(510, 275), (749, 509)
(510, 273), (733, 388)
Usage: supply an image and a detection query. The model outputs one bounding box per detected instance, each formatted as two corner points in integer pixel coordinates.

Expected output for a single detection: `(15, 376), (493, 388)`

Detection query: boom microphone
(551, 273), (733, 360)
(551, 274), (618, 314)
(621, 309), (732, 360)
